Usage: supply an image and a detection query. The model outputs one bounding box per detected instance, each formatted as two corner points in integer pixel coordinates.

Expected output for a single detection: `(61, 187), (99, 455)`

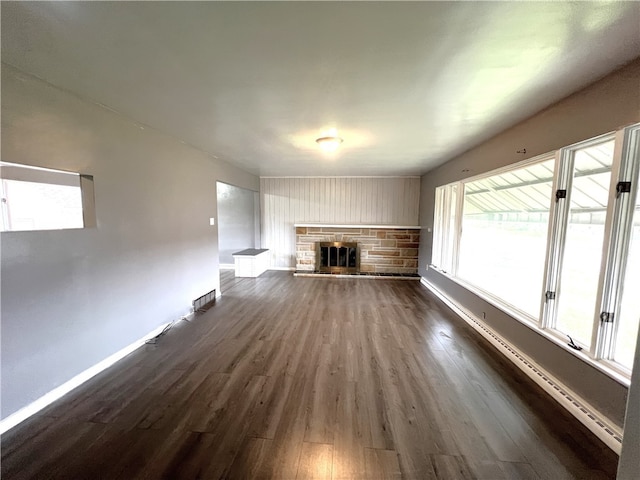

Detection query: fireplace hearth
(316, 242), (359, 273)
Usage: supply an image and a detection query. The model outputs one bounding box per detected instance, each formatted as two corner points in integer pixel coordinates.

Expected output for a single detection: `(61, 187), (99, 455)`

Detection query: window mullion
(540, 149), (573, 330)
(444, 186), (454, 272)
(1, 180), (11, 230)
(432, 188), (443, 268)
(452, 182), (464, 276)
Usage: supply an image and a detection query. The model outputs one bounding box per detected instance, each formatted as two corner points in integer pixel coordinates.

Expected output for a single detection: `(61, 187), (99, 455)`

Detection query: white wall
(418, 58), (640, 428)
(261, 177), (420, 268)
(0, 64), (259, 420)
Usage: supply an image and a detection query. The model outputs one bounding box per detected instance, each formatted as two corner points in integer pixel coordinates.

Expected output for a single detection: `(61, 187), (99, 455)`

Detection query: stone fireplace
(295, 224), (420, 275)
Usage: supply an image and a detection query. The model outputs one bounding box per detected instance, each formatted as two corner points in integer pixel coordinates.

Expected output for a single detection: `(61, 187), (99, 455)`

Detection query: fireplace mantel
(294, 223), (419, 229)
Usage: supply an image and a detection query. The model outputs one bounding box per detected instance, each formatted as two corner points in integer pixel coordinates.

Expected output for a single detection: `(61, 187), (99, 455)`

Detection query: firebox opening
(316, 242), (359, 273)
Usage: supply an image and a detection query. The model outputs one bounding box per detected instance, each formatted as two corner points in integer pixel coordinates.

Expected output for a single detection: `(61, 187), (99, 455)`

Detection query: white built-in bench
(232, 248), (269, 277)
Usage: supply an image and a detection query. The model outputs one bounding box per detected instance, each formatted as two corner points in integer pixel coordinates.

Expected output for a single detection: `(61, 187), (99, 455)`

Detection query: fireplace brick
(294, 226), (420, 274)
(369, 250), (400, 256)
(362, 258), (404, 266)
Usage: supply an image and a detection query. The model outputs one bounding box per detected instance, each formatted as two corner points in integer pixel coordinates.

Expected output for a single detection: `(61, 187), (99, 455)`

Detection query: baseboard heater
(420, 277), (623, 455)
(193, 288), (216, 313)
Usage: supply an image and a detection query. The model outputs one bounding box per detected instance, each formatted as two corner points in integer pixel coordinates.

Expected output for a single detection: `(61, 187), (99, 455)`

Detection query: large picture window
(431, 124), (640, 377)
(458, 159), (554, 318)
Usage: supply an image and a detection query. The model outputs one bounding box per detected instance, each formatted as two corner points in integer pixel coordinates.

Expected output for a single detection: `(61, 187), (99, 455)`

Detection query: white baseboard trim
(0, 320), (173, 435)
(269, 266), (296, 271)
(420, 277), (623, 455)
(220, 264), (235, 270)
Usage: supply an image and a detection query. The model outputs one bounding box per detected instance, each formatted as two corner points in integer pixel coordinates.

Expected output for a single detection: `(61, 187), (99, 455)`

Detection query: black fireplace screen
(315, 242), (359, 273)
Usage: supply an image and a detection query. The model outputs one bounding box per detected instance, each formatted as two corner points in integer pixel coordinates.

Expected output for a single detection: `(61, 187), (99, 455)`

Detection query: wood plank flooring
(1, 272), (618, 479)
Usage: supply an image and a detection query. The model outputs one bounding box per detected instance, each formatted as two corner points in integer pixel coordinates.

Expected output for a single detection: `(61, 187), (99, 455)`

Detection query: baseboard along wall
(0, 317), (192, 435)
(420, 277), (623, 455)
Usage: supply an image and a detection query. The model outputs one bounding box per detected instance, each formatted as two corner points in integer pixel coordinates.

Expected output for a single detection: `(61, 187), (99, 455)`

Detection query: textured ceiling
(2, 2), (639, 176)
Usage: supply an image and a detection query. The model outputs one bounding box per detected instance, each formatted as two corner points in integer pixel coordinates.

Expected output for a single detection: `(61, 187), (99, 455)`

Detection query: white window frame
(431, 123), (640, 379)
(452, 152), (557, 324)
(595, 125), (640, 374)
(0, 161), (96, 232)
(541, 132), (616, 353)
(432, 183), (459, 274)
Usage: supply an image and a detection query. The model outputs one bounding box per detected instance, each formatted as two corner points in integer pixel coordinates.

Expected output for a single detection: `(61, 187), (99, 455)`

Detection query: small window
(0, 162), (95, 232)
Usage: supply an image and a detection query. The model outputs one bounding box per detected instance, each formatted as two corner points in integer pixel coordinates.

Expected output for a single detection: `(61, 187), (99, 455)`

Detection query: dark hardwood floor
(220, 268), (254, 296)
(1, 272), (618, 479)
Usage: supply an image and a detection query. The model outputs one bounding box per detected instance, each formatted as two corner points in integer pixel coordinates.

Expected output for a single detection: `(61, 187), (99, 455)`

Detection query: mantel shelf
(294, 223), (420, 229)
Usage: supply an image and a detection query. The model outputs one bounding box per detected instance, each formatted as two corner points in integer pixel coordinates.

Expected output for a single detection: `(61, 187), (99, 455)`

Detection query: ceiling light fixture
(315, 135), (343, 152)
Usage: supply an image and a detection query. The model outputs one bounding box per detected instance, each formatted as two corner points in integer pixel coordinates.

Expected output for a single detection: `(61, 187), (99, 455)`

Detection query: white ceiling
(2, 2), (639, 177)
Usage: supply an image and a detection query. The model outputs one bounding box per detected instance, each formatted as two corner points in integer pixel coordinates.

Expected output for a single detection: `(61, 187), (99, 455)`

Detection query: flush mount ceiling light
(315, 135), (343, 152)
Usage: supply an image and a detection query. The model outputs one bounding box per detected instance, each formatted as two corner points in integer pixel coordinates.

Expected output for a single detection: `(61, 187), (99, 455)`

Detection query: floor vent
(420, 278), (623, 454)
(193, 288), (216, 313)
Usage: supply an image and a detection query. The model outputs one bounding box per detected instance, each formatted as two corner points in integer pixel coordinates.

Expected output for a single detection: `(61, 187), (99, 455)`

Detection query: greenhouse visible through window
(431, 123), (640, 377)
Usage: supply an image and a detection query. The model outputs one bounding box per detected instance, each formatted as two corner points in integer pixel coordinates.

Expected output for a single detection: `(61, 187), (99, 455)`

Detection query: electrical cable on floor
(145, 314), (192, 345)
(145, 300), (213, 345)
(145, 321), (174, 345)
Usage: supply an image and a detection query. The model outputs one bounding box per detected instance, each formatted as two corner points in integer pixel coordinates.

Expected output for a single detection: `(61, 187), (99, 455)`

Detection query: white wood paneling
(261, 177), (420, 268)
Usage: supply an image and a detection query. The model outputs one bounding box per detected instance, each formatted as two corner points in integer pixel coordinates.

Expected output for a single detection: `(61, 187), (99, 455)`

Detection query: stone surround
(295, 226), (420, 274)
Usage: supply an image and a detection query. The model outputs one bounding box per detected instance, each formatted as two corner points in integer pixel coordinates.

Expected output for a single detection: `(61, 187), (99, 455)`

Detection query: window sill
(427, 266), (631, 387)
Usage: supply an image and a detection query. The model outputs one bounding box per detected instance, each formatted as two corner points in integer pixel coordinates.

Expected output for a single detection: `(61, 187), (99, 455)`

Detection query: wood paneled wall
(261, 177), (420, 268)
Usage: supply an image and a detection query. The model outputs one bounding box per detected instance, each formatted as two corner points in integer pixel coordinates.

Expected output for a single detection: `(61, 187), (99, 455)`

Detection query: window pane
(555, 140), (614, 347)
(614, 189), (640, 369)
(1, 179), (83, 231)
(458, 159), (554, 318)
